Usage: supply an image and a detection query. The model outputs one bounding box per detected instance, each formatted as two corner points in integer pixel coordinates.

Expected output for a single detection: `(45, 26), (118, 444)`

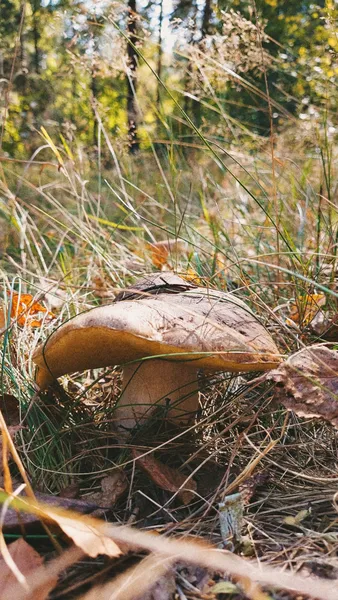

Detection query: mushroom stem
(115, 359), (200, 433)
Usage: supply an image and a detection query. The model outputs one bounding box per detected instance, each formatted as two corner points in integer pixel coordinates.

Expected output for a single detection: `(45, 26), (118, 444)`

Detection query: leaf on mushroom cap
(114, 271), (196, 301)
(33, 274), (281, 389)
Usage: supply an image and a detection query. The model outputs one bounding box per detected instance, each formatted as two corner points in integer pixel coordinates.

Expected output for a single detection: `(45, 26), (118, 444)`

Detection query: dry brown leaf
(86, 470), (128, 507)
(0, 538), (57, 600)
(3, 546), (83, 600)
(267, 345), (338, 428)
(310, 311), (338, 341)
(59, 482), (80, 499)
(132, 450), (196, 505)
(239, 471), (269, 505)
(0, 394), (20, 426)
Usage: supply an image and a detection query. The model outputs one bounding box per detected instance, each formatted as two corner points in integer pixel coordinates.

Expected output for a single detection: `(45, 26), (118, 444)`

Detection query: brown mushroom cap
(33, 274), (280, 389)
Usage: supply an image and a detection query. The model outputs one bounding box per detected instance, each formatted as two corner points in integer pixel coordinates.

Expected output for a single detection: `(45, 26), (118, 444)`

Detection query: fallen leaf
(288, 293), (326, 327)
(0, 538), (57, 600)
(210, 581), (239, 594)
(8, 292), (55, 328)
(0, 305), (5, 331)
(284, 509), (310, 527)
(49, 511), (121, 557)
(310, 310), (338, 341)
(0, 394), (20, 426)
(239, 471), (269, 505)
(147, 240), (188, 270)
(132, 450), (196, 505)
(59, 482), (80, 499)
(267, 345), (338, 428)
(86, 470), (128, 507)
(180, 267), (201, 284)
(148, 241), (169, 269)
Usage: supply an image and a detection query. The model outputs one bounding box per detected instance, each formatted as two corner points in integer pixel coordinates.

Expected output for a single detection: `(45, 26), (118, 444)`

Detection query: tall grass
(1, 12), (338, 588)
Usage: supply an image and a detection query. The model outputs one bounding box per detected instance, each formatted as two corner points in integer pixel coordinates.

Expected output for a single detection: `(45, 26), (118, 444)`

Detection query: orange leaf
(132, 449), (196, 505)
(0, 306), (5, 330)
(27, 319), (44, 327)
(147, 240), (188, 270)
(8, 293), (55, 328)
(147, 241), (170, 269)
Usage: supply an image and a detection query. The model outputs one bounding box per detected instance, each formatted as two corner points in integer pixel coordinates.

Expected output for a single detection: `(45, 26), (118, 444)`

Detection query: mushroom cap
(33, 274), (281, 389)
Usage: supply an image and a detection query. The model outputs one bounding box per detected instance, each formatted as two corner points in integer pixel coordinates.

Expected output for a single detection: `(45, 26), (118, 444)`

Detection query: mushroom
(33, 273), (280, 434)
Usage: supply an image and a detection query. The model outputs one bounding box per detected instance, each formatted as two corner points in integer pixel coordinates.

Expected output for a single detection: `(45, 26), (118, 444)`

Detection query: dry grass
(1, 63), (338, 597)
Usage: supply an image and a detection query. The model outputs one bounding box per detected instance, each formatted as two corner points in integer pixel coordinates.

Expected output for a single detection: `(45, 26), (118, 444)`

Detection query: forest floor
(1, 127), (338, 599)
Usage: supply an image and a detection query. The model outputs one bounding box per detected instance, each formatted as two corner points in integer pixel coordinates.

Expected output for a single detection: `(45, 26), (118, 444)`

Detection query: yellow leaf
(288, 293), (326, 326)
(284, 509), (309, 527)
(181, 267), (201, 284)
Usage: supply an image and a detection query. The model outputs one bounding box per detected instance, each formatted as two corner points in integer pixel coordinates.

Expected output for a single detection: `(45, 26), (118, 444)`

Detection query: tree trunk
(126, 0), (139, 153)
(191, 0), (213, 127)
(201, 0), (212, 37)
(31, 0), (40, 74)
(91, 69), (98, 145)
(156, 0), (163, 107)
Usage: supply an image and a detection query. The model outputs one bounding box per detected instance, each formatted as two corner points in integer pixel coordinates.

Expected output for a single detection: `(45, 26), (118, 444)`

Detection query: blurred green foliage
(1, 0), (337, 156)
